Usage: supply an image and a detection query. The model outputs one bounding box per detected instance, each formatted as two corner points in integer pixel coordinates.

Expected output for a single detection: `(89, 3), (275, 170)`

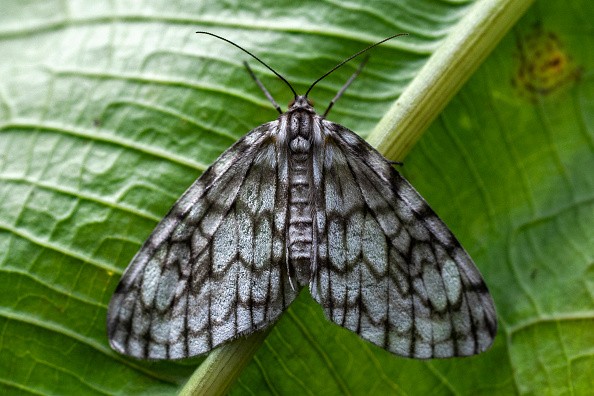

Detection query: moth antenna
(196, 31), (298, 99)
(304, 33), (408, 98)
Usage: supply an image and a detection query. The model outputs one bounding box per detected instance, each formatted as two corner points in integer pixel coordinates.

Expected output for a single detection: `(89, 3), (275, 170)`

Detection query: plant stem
(178, 329), (270, 396)
(367, 0), (535, 160)
(178, 0), (534, 394)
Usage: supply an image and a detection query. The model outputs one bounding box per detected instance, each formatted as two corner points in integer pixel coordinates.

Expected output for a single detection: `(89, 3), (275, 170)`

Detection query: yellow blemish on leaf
(512, 25), (581, 100)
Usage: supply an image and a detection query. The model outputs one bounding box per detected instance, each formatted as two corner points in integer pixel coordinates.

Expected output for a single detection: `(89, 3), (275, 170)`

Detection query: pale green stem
(368, 0), (535, 160)
(178, 0), (534, 394)
(178, 329), (270, 396)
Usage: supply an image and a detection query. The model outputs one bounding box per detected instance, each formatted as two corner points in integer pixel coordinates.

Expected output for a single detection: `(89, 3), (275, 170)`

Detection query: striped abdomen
(287, 111), (315, 285)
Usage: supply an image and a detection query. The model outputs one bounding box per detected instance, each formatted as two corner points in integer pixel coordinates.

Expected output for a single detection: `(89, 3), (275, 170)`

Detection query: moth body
(285, 97), (318, 285)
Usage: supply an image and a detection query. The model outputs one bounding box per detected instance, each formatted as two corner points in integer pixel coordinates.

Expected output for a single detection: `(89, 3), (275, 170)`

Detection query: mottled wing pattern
(312, 121), (497, 358)
(107, 122), (297, 359)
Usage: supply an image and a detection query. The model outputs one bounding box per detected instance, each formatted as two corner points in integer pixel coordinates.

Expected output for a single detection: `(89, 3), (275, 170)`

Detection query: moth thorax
(289, 110), (313, 136)
(290, 136), (310, 153)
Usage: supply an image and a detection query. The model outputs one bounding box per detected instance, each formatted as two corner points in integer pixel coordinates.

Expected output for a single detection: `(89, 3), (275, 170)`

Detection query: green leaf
(0, 1), (592, 396)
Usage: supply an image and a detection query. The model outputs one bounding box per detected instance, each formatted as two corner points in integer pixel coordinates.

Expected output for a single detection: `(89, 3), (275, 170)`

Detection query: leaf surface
(0, 1), (592, 395)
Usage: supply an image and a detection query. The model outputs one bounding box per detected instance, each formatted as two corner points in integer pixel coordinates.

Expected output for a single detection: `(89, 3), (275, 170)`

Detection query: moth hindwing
(107, 33), (497, 360)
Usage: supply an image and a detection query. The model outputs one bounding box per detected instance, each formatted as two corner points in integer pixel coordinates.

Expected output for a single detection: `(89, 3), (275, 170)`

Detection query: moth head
(288, 96), (315, 111)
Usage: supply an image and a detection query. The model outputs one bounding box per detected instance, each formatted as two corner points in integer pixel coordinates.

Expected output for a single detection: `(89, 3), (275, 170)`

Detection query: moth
(107, 32), (497, 360)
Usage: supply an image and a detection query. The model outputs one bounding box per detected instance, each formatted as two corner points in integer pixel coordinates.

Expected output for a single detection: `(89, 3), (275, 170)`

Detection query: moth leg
(322, 55), (370, 118)
(244, 61), (283, 114)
